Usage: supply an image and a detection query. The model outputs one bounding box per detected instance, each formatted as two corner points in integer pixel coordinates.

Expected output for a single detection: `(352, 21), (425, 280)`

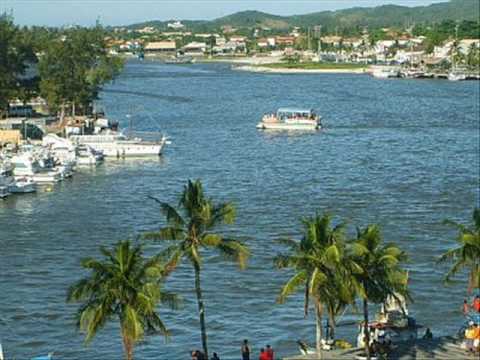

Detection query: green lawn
(260, 62), (367, 70)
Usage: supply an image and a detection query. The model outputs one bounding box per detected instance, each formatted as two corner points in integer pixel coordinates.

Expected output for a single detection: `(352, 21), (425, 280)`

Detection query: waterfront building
(144, 41), (177, 53)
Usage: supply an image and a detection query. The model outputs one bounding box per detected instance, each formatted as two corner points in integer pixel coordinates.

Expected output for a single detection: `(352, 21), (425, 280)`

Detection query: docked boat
(12, 153), (61, 183)
(70, 132), (168, 157)
(164, 55), (195, 64)
(75, 144), (104, 165)
(372, 67), (399, 79)
(9, 177), (36, 193)
(257, 108), (321, 131)
(0, 185), (10, 199)
(448, 68), (468, 81)
(357, 293), (420, 349)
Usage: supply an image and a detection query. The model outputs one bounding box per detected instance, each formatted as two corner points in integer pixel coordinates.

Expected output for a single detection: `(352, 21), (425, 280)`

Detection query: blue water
(0, 61), (479, 359)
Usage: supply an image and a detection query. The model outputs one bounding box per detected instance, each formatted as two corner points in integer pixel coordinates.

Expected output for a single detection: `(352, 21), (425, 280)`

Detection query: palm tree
(67, 240), (177, 360)
(274, 213), (348, 354)
(348, 225), (409, 360)
(438, 208), (480, 293)
(143, 179), (250, 359)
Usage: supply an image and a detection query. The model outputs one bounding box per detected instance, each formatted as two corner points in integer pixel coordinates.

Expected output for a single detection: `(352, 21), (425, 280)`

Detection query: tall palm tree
(67, 240), (177, 360)
(438, 208), (480, 293)
(274, 213), (348, 354)
(348, 225), (409, 360)
(143, 179), (250, 359)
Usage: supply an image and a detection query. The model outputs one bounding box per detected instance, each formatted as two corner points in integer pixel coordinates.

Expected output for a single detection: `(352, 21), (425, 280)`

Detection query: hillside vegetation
(125, 0), (480, 32)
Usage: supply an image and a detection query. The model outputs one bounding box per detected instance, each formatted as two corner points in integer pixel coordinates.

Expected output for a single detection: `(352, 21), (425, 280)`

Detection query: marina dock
(283, 337), (478, 359)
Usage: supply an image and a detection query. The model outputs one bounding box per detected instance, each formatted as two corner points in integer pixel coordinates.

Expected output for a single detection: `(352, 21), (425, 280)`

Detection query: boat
(372, 67), (399, 79)
(164, 55), (195, 64)
(70, 132), (168, 157)
(75, 144), (104, 165)
(9, 177), (36, 193)
(257, 108), (321, 131)
(0, 185), (10, 199)
(12, 153), (61, 183)
(357, 293), (420, 349)
(448, 68), (468, 81)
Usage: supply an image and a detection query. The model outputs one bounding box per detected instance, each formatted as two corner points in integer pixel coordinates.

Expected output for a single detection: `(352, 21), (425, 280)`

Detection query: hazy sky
(2, 0), (449, 27)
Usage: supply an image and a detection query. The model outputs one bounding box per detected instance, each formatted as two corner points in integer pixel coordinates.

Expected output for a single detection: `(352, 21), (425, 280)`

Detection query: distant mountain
(125, 0), (480, 32)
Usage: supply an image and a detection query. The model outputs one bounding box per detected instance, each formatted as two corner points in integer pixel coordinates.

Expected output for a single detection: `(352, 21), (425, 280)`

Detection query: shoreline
(233, 64), (368, 74)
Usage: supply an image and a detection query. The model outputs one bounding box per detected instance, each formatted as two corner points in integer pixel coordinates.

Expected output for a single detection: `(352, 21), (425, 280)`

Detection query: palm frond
(217, 238), (250, 269)
(277, 270), (308, 304)
(142, 227), (184, 241)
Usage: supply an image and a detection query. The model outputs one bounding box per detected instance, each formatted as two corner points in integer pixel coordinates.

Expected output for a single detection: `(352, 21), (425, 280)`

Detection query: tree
(0, 14), (34, 117)
(438, 208), (480, 293)
(348, 225), (409, 360)
(67, 240), (177, 360)
(274, 213), (348, 354)
(143, 179), (250, 359)
(38, 24), (123, 117)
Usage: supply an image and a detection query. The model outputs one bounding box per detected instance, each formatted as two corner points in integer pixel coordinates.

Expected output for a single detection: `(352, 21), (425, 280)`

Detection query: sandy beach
(233, 65), (368, 74)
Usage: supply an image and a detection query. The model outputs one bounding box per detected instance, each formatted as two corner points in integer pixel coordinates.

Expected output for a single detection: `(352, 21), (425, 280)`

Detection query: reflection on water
(0, 61), (479, 359)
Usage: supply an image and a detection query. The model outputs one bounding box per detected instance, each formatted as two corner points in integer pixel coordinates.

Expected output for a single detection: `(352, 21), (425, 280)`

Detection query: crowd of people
(190, 340), (275, 360)
(461, 295), (480, 354)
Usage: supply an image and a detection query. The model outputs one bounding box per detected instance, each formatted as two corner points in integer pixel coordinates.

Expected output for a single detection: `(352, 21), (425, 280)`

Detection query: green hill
(125, 0), (480, 32)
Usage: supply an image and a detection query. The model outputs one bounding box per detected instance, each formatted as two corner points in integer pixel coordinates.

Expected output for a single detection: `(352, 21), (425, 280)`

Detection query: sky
(2, 0), (450, 27)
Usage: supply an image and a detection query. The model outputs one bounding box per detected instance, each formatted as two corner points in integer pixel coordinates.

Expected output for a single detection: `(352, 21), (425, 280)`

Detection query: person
(465, 322), (476, 352)
(195, 350), (206, 360)
(473, 295), (480, 313)
(259, 348), (269, 360)
(423, 327), (433, 340)
(211, 352), (220, 360)
(265, 344), (274, 360)
(191, 350), (198, 360)
(463, 299), (470, 315)
(473, 324), (480, 352)
(242, 339), (250, 360)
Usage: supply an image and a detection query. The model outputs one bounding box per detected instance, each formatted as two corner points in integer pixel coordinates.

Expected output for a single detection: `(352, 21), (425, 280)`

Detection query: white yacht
(372, 67), (399, 79)
(75, 144), (104, 165)
(0, 185), (9, 199)
(70, 132), (168, 157)
(257, 108), (320, 131)
(1, 159), (36, 193)
(9, 177), (36, 193)
(448, 68), (467, 81)
(12, 153), (61, 183)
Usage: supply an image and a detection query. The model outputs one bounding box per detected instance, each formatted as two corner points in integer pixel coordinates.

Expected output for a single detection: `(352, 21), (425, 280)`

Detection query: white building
(183, 42), (207, 55)
(167, 21), (185, 29)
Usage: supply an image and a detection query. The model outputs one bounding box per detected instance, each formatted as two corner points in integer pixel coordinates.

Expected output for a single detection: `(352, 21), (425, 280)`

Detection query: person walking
(242, 339), (251, 360)
(266, 344), (274, 360)
(259, 348), (269, 360)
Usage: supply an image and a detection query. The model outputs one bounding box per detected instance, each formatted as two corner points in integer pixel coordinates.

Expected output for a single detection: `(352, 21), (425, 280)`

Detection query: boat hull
(257, 122), (320, 131)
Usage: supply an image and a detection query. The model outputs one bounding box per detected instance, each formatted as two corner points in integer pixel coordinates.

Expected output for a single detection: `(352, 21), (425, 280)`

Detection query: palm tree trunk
(194, 262), (208, 359)
(315, 299), (323, 357)
(328, 307), (336, 340)
(363, 298), (371, 360)
(121, 329), (134, 360)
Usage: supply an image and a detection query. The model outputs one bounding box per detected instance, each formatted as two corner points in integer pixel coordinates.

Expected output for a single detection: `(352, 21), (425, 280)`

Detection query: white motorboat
(448, 69), (467, 81)
(0, 185), (10, 199)
(257, 108), (321, 131)
(12, 153), (61, 183)
(75, 144), (104, 165)
(357, 293), (419, 349)
(372, 67), (399, 79)
(70, 132), (168, 157)
(9, 177), (36, 193)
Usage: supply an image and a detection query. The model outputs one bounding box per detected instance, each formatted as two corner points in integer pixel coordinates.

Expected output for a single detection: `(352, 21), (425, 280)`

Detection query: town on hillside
(108, 19), (480, 73)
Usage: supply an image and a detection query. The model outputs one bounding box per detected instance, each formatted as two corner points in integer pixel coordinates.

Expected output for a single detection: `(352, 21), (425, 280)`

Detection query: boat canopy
(277, 108), (314, 115)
